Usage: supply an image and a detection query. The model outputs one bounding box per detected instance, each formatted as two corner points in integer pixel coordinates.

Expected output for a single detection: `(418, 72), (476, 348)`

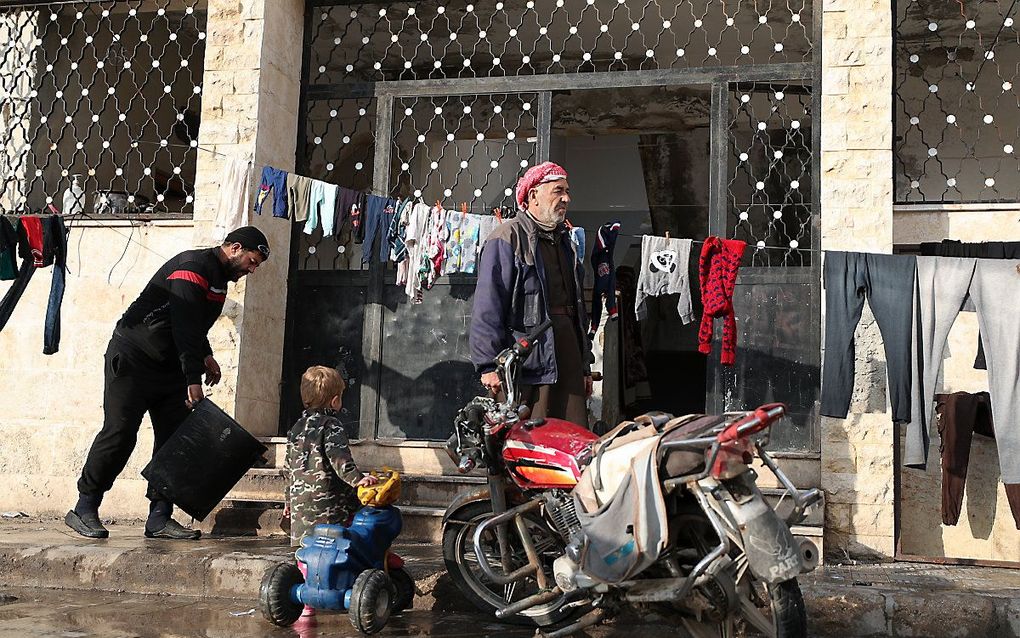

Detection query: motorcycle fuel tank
(502, 418), (598, 489)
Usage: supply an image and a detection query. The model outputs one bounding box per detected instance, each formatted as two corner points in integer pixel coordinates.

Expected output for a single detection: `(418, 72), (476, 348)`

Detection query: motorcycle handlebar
(512, 319), (553, 358)
(718, 403), (787, 443)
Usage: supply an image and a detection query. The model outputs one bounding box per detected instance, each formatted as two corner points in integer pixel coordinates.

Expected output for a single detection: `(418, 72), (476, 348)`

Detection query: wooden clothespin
(461, 201), (468, 214)
(665, 230), (671, 239)
(435, 199), (442, 210)
(493, 206), (503, 222)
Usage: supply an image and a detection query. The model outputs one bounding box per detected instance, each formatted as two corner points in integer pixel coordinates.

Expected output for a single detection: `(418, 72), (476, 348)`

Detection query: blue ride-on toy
(259, 472), (414, 634)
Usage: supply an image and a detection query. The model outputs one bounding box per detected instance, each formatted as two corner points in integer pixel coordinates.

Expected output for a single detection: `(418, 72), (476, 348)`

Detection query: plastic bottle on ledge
(62, 174), (84, 216)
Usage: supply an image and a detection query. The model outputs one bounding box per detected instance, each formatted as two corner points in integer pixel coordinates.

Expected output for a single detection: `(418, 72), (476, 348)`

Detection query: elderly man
(470, 162), (592, 426)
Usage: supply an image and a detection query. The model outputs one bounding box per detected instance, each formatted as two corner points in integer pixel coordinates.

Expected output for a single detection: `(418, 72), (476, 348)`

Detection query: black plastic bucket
(141, 399), (267, 521)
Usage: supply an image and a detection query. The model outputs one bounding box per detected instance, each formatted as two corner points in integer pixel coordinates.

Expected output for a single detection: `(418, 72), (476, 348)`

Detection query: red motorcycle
(443, 320), (820, 637)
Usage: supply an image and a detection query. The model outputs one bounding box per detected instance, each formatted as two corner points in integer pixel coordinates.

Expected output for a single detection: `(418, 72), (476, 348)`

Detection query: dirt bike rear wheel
(766, 578), (806, 638)
(441, 499), (580, 628)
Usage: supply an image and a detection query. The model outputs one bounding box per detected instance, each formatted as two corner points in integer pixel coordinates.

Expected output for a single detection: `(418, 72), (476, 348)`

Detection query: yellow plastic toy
(358, 470), (402, 507)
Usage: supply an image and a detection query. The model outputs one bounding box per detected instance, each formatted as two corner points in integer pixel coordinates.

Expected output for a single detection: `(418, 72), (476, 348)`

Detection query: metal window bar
(895, 0), (1020, 203)
(0, 0), (207, 218)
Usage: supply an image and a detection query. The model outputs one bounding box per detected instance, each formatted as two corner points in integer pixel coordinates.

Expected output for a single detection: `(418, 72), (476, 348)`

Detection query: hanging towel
(391, 199), (413, 284)
(589, 222), (621, 339)
(403, 202), (431, 302)
(635, 235), (694, 323)
(697, 237), (746, 366)
(420, 205), (446, 290)
(286, 174), (313, 223)
(213, 158), (252, 240)
(460, 213), (482, 275)
(443, 210), (465, 275)
(253, 166), (288, 218)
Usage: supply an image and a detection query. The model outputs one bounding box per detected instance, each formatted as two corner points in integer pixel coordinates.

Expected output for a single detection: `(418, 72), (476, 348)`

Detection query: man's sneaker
(144, 518), (201, 540)
(64, 510), (109, 539)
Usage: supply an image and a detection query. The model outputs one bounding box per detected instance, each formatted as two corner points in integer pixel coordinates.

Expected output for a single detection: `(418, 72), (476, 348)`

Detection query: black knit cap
(223, 226), (270, 260)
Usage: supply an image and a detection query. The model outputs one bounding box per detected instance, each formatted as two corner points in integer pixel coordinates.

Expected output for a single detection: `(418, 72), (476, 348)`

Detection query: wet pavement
(0, 587), (683, 638)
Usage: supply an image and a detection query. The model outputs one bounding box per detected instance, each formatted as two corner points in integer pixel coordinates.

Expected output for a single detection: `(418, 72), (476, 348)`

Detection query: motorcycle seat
(658, 414), (726, 478)
(633, 411), (674, 430)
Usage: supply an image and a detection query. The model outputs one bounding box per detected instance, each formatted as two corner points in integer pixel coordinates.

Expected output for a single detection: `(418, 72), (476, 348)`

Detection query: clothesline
(613, 231), (819, 253)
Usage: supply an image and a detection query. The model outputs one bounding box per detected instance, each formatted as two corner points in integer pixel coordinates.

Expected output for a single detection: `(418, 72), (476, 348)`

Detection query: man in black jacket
(65, 226), (270, 540)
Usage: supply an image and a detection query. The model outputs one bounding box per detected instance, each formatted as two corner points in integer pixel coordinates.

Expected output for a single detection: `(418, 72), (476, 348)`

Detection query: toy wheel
(349, 569), (395, 634)
(389, 567), (415, 613)
(258, 562), (303, 627)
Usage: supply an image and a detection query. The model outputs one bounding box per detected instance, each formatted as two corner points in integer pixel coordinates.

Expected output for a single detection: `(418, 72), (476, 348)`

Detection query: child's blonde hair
(300, 366), (346, 409)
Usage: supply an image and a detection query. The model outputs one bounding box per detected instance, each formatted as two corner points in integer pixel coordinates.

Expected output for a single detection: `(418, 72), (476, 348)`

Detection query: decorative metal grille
(0, 1), (207, 217)
(895, 0), (1020, 203)
(308, 0), (813, 84)
(389, 93), (538, 206)
(298, 96), (377, 271)
(728, 83), (812, 266)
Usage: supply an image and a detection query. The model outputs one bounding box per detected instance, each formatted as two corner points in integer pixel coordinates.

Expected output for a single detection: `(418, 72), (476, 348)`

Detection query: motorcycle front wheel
(441, 499), (581, 627)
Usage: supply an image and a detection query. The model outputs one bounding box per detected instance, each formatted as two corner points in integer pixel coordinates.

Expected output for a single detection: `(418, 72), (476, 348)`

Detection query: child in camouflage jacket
(285, 366), (378, 548)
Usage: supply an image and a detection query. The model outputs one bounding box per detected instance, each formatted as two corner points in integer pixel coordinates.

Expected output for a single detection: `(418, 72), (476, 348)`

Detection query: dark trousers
(0, 256), (34, 331)
(821, 251), (916, 423)
(937, 391), (1020, 529)
(77, 338), (190, 501)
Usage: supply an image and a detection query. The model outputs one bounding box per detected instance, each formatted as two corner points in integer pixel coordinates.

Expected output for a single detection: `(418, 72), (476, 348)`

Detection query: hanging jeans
(908, 257), (1020, 482)
(821, 251), (917, 423)
(0, 252), (34, 332)
(43, 215), (68, 354)
(362, 195), (395, 264)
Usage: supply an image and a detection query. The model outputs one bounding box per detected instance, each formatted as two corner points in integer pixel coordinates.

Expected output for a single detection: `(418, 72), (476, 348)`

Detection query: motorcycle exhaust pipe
(495, 586), (562, 618)
(795, 536), (820, 573)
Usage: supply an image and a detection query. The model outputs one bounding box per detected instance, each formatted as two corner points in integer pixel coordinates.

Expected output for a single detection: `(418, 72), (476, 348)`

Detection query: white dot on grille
(509, 28), (518, 37)
(474, 189), (482, 197)
(615, 51), (623, 60)
(326, 163), (334, 171)
(431, 161), (439, 169)
(65, 116), (73, 123)
(928, 22), (937, 31)
(583, 52), (591, 61)
(709, 47), (718, 56)
(741, 94), (750, 103)
(520, 160), (528, 167)
(984, 114), (994, 124)
(774, 150), (784, 159)
(986, 178), (996, 187)
(434, 61), (442, 68)
(775, 91), (785, 100)
(490, 161), (499, 168)
(464, 106), (472, 114)
(677, 48), (685, 57)
(540, 27), (547, 35)
(76, 142), (83, 150)
(479, 30), (487, 38)
(774, 210), (783, 219)
(60, 38), (68, 45)
(570, 26), (579, 35)
(115, 168), (123, 176)
(444, 189), (452, 197)
(909, 116), (920, 125)
(46, 196), (53, 204)
(414, 189), (422, 197)
(164, 85), (172, 93)
(758, 122), (767, 130)
(553, 54), (561, 62)
(791, 120), (801, 129)
(646, 49), (654, 57)
(947, 178), (957, 186)
(143, 168), (152, 176)
(194, 86), (201, 94)
(476, 133), (485, 140)
(910, 54), (919, 63)
(1007, 17), (1015, 26)
(739, 211), (749, 220)
(741, 46), (750, 55)
(791, 180), (800, 189)
(946, 114), (956, 124)
(362, 37), (370, 44)
(790, 240), (799, 249)
(929, 84), (938, 93)
(55, 90), (63, 98)
(391, 34), (399, 43)
(39, 116), (46, 123)
(359, 108), (367, 116)
(694, 19), (703, 27)
(314, 137), (322, 144)
(467, 4), (474, 11)
(909, 180), (918, 189)
(985, 51), (995, 60)
(346, 65), (355, 72)
(505, 188), (513, 195)
(759, 15), (767, 23)
(160, 139), (168, 147)
(493, 57), (502, 65)
(451, 33), (458, 41)
(404, 108), (413, 116)
(739, 153), (748, 161)
(355, 162), (364, 170)
(507, 132), (516, 140)
(1005, 145), (1014, 153)
(756, 181), (765, 190)
(774, 43), (784, 52)
(342, 136), (351, 144)
(663, 20), (671, 28)
(379, 8), (386, 16)
(447, 133), (455, 141)
(601, 24), (609, 32)
(190, 140), (198, 148)
(1004, 82), (1013, 91)
(727, 17), (735, 26)
(374, 62), (382, 70)
(401, 163), (409, 171)
(792, 13), (801, 22)
(757, 241), (766, 248)
(632, 22), (640, 30)
(101, 139), (108, 146)
(494, 105), (503, 113)
(46, 64), (53, 72)
(521, 56), (530, 64)
(119, 113), (127, 121)
(417, 134), (426, 143)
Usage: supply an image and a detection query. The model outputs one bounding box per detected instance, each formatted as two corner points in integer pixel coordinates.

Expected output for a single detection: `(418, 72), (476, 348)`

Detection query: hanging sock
(697, 237), (746, 366)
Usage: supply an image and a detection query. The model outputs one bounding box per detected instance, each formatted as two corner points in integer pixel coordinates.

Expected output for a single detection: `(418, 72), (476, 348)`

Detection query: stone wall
(820, 0), (897, 559)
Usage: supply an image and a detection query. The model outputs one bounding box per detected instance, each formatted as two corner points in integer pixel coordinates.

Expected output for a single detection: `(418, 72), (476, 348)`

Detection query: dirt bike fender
(733, 498), (802, 584)
(442, 489), (492, 527)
